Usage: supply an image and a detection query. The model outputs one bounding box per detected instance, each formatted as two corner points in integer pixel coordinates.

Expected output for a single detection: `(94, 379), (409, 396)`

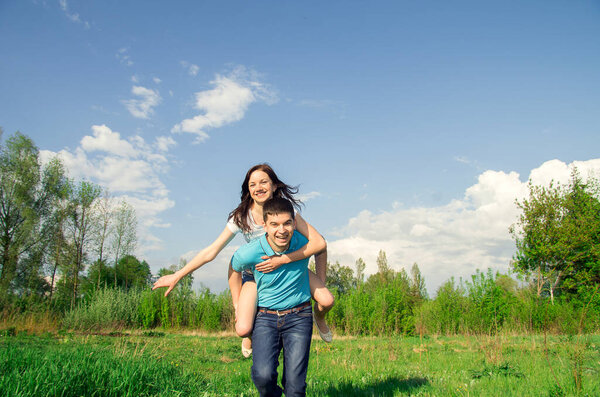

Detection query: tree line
(0, 130), (143, 313)
(62, 252), (599, 335)
(2, 130), (599, 335)
(65, 170), (600, 335)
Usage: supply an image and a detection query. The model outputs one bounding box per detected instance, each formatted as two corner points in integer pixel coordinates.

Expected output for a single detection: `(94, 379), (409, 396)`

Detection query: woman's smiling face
(248, 170), (277, 204)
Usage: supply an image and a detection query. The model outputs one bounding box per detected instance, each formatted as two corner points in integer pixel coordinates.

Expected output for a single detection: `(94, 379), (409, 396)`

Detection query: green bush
(139, 289), (160, 329)
(56, 269), (599, 336)
(62, 287), (142, 330)
(415, 278), (468, 335)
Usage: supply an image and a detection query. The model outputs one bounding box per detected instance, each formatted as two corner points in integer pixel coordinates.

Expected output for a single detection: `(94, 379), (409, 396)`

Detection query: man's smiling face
(264, 211), (295, 252)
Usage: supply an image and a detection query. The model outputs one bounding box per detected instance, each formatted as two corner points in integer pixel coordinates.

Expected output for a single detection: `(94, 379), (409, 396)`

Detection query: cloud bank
(40, 125), (175, 255)
(327, 159), (600, 296)
(172, 66), (278, 142)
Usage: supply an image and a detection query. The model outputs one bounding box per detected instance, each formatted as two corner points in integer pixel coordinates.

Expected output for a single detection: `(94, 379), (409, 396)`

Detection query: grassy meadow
(2, 329), (599, 396)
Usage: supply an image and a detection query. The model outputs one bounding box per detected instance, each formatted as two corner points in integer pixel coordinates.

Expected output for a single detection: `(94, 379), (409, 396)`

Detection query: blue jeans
(251, 305), (313, 397)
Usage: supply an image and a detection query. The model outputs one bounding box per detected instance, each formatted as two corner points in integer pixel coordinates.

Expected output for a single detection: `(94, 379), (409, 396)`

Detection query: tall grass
(2, 332), (599, 396)
(62, 287), (235, 332)
(0, 309), (61, 334)
(0, 333), (205, 396)
(63, 288), (143, 330)
(58, 271), (600, 336)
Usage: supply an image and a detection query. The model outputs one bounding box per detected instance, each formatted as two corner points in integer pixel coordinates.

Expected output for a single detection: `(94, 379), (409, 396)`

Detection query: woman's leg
(311, 250), (334, 333)
(228, 264), (257, 355)
(309, 269), (334, 338)
(236, 280), (258, 338)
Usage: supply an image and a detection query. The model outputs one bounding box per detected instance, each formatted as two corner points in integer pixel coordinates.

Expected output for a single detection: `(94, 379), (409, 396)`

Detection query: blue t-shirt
(231, 231), (311, 310)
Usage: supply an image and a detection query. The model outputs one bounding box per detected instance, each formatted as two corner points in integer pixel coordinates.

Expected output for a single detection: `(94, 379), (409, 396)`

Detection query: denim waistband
(257, 301), (311, 316)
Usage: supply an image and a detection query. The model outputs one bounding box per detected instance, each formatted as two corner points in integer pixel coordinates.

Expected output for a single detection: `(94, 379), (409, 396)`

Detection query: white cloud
(298, 191), (321, 202)
(180, 61), (200, 76)
(155, 136), (177, 152)
(153, 77), (162, 84)
(122, 85), (162, 119)
(40, 125), (174, 255)
(96, 157), (164, 193)
(59, 0), (90, 28)
(327, 159), (600, 296)
(116, 48), (133, 66)
(40, 146), (95, 181)
(81, 125), (138, 157)
(171, 66), (278, 142)
(118, 194), (175, 249)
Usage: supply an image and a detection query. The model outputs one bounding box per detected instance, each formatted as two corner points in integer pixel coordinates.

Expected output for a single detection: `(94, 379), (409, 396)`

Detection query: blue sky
(1, 0), (599, 294)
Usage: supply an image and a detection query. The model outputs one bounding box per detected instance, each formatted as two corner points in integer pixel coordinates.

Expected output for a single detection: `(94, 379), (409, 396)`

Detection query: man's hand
(152, 273), (181, 297)
(255, 255), (288, 273)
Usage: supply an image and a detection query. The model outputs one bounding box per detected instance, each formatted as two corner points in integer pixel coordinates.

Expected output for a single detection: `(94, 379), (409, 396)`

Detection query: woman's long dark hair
(228, 164), (303, 232)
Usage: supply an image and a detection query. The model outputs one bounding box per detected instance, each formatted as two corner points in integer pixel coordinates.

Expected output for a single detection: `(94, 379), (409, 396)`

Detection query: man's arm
(255, 214), (325, 273)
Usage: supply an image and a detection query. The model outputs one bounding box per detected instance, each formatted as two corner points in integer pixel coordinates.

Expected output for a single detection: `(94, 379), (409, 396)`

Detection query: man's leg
(281, 305), (313, 397)
(251, 311), (283, 397)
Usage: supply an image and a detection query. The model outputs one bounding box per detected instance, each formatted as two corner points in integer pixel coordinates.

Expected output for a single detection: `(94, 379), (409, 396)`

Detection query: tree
(410, 263), (428, 301)
(511, 170), (600, 303)
(362, 250), (398, 293)
(326, 261), (354, 295)
(0, 132), (68, 303)
(354, 257), (366, 287)
(559, 173), (600, 300)
(46, 178), (72, 305)
(110, 200), (137, 287)
(91, 189), (113, 290)
(0, 132), (41, 297)
(65, 180), (101, 309)
(23, 156), (69, 300)
(425, 277), (468, 335)
(115, 255), (151, 289)
(375, 250), (395, 285)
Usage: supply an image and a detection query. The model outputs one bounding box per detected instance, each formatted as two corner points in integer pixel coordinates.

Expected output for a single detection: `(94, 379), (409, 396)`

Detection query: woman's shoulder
(226, 217), (241, 234)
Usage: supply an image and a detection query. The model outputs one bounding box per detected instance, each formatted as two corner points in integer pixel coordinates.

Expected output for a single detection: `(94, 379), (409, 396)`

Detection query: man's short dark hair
(263, 197), (295, 222)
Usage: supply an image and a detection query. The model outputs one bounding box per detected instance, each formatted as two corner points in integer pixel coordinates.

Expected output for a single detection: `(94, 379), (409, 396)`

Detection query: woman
(152, 164), (334, 356)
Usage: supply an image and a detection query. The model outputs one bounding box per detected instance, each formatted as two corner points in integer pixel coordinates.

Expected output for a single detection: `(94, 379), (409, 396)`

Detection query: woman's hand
(152, 273), (181, 297)
(255, 255), (289, 273)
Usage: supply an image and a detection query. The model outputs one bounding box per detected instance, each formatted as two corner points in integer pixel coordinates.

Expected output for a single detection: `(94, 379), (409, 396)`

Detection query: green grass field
(1, 330), (599, 396)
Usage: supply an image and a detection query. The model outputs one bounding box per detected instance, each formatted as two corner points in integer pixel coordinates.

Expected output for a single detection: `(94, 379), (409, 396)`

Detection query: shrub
(62, 288), (142, 330)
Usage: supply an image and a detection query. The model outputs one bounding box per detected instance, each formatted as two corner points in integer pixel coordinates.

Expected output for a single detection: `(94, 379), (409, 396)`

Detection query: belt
(257, 301), (311, 317)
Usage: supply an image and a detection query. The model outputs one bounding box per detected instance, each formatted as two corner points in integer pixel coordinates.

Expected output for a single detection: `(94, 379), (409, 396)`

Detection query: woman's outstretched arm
(152, 227), (235, 296)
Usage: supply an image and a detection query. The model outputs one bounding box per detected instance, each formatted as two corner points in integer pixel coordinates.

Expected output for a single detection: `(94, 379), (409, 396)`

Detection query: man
(230, 197), (314, 397)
